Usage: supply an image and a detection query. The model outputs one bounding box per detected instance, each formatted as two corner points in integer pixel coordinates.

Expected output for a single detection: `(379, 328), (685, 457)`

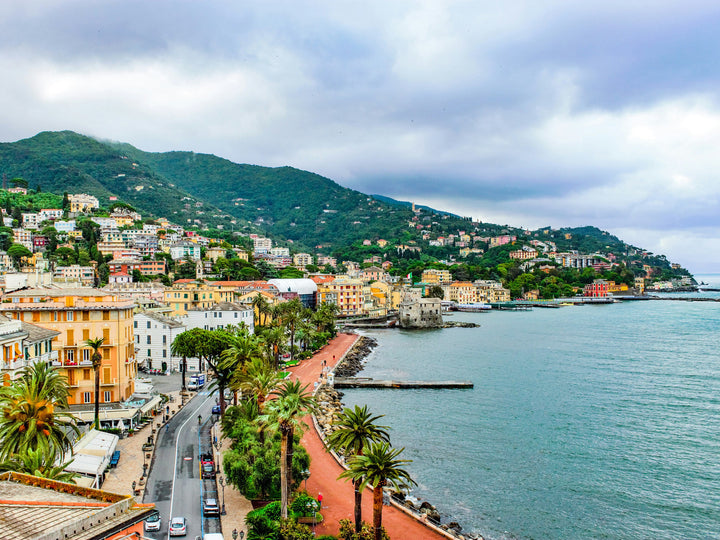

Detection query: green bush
(290, 492), (319, 516)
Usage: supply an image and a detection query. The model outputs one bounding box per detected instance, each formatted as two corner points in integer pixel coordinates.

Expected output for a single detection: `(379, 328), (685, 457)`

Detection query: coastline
(315, 334), (480, 540)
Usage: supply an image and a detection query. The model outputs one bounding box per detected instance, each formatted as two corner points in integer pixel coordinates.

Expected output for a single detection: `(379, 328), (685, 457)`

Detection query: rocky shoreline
(315, 334), (484, 540)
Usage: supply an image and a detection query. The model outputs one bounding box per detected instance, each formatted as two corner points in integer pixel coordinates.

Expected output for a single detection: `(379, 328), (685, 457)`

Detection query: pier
(333, 377), (473, 389)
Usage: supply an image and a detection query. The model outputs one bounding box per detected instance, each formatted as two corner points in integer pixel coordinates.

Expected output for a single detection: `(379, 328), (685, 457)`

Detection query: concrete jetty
(333, 377), (474, 389)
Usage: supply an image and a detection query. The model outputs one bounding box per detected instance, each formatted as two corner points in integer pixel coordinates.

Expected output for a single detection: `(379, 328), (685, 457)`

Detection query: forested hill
(0, 130), (689, 277)
(107, 143), (420, 248)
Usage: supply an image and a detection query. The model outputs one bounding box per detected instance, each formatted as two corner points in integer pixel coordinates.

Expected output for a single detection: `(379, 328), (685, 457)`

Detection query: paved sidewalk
(288, 333), (449, 539)
(102, 388), (184, 498)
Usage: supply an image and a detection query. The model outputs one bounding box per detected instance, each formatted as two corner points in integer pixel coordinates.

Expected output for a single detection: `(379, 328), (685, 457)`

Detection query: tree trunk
(181, 356), (187, 390)
(286, 427), (294, 496)
(280, 426), (290, 519)
(94, 367), (100, 430)
(354, 478), (363, 532)
(373, 482), (385, 540)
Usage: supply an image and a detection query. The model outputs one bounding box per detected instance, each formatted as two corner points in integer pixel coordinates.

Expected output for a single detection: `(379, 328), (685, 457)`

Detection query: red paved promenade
(288, 333), (449, 540)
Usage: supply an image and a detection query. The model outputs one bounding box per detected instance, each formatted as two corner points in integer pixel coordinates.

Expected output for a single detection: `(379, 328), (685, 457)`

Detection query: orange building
(0, 288), (137, 405)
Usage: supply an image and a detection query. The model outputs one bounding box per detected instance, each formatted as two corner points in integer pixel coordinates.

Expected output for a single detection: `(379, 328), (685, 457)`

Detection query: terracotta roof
(0, 472), (154, 540)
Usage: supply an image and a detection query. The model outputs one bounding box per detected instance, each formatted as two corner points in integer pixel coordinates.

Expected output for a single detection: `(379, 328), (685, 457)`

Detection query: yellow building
(164, 280), (219, 316)
(421, 268), (452, 284)
(317, 278), (364, 316)
(0, 288), (137, 405)
(448, 281), (477, 304)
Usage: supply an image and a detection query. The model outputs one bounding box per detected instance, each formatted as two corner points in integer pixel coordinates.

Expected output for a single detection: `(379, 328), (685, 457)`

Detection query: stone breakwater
(315, 335), (483, 540)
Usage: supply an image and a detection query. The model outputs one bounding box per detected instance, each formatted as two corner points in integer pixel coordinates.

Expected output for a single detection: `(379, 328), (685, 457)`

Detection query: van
(203, 534), (224, 540)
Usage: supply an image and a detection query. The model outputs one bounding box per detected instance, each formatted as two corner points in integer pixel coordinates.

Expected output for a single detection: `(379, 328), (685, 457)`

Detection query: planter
(250, 499), (276, 510)
(297, 514), (323, 524)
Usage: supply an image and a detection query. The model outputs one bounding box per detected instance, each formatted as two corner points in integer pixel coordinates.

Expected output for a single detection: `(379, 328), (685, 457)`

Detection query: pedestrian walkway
(287, 333), (449, 539)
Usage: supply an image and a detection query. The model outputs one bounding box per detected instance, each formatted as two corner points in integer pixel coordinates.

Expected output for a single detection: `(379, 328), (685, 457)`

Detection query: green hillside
(0, 131), (234, 229)
(0, 130), (692, 280)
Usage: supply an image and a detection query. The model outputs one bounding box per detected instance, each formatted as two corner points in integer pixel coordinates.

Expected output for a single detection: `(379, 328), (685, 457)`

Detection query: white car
(144, 512), (161, 532)
(169, 516), (187, 536)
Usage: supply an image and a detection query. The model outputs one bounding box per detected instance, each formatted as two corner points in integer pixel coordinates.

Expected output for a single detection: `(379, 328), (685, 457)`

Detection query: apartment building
(317, 278), (364, 316)
(68, 193), (100, 213)
(421, 268), (453, 284)
(0, 288), (137, 405)
(133, 311), (185, 372)
(0, 314), (60, 382)
(182, 302), (254, 333)
(474, 280), (511, 303)
(164, 281), (218, 316)
(448, 281), (478, 304)
(53, 265), (95, 286)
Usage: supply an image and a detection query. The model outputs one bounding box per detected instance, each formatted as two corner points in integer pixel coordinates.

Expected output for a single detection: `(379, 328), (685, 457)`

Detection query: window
(162, 349), (167, 357)
(83, 349), (90, 362)
(83, 369), (91, 380)
(83, 392), (92, 404)
(147, 321), (151, 329)
(146, 336), (151, 345)
(147, 349), (151, 357)
(135, 335), (139, 343)
(66, 350), (74, 362)
(103, 391), (111, 403)
(134, 321), (138, 328)
(103, 311), (109, 321)
(67, 311), (74, 321)
(103, 328), (110, 342)
(162, 335), (167, 345)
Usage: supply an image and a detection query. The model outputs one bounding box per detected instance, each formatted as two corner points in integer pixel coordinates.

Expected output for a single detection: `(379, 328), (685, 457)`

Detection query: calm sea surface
(340, 275), (720, 539)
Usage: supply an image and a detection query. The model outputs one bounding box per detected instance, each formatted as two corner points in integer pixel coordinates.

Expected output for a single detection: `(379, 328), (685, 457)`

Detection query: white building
(21, 213), (40, 230)
(270, 246), (290, 257)
(69, 193), (99, 213)
(253, 237), (272, 254)
(38, 209), (63, 221)
(54, 220), (76, 233)
(181, 302), (254, 333)
(133, 312), (187, 372)
(169, 241), (201, 261)
(293, 253), (313, 267)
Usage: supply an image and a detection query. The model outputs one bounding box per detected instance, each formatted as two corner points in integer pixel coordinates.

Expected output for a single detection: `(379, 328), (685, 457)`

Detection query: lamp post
(219, 476), (226, 515)
(302, 469), (310, 492)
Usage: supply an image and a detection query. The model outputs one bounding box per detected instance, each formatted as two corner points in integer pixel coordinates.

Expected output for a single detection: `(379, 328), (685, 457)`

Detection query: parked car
(203, 497), (221, 517)
(169, 516), (187, 536)
(144, 512), (161, 532)
(211, 405), (221, 415)
(200, 453), (215, 479)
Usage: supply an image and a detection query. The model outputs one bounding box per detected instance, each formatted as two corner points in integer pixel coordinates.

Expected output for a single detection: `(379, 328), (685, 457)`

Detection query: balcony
(100, 378), (118, 387)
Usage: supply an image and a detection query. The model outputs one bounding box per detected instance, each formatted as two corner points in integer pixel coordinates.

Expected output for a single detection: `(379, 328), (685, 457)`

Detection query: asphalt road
(141, 375), (221, 539)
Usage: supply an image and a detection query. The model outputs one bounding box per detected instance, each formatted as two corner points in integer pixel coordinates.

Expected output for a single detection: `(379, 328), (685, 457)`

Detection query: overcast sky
(2, 1), (720, 273)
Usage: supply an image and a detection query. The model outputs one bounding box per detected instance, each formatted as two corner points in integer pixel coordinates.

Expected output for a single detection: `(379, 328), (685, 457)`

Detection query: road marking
(168, 392), (216, 540)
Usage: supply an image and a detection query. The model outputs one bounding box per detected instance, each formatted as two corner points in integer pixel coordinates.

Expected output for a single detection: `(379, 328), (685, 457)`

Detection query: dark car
(203, 497), (220, 517)
(211, 405), (221, 415)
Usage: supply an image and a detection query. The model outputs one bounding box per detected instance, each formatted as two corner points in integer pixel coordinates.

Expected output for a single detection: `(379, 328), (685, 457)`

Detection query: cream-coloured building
(421, 268), (452, 284)
(0, 288), (137, 405)
(475, 280), (511, 303)
(69, 193), (100, 213)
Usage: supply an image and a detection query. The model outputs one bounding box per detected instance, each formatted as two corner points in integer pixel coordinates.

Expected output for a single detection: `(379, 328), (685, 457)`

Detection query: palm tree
(251, 294), (271, 327)
(218, 330), (262, 411)
(327, 405), (390, 532)
(231, 357), (281, 413)
(259, 325), (286, 368)
(280, 298), (303, 362)
(265, 380), (315, 519)
(0, 446), (77, 482)
(340, 442), (416, 540)
(84, 337), (105, 430)
(0, 362), (79, 462)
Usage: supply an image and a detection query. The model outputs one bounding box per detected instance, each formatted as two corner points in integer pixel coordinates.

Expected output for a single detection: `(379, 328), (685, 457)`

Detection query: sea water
(341, 276), (720, 539)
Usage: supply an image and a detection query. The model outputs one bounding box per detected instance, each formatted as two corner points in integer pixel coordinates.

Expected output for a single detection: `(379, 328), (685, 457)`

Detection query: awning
(65, 429), (119, 477)
(140, 395), (162, 415)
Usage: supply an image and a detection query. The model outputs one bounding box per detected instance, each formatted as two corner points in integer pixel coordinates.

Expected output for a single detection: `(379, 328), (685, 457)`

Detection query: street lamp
(219, 476), (226, 515)
(302, 469), (310, 492)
